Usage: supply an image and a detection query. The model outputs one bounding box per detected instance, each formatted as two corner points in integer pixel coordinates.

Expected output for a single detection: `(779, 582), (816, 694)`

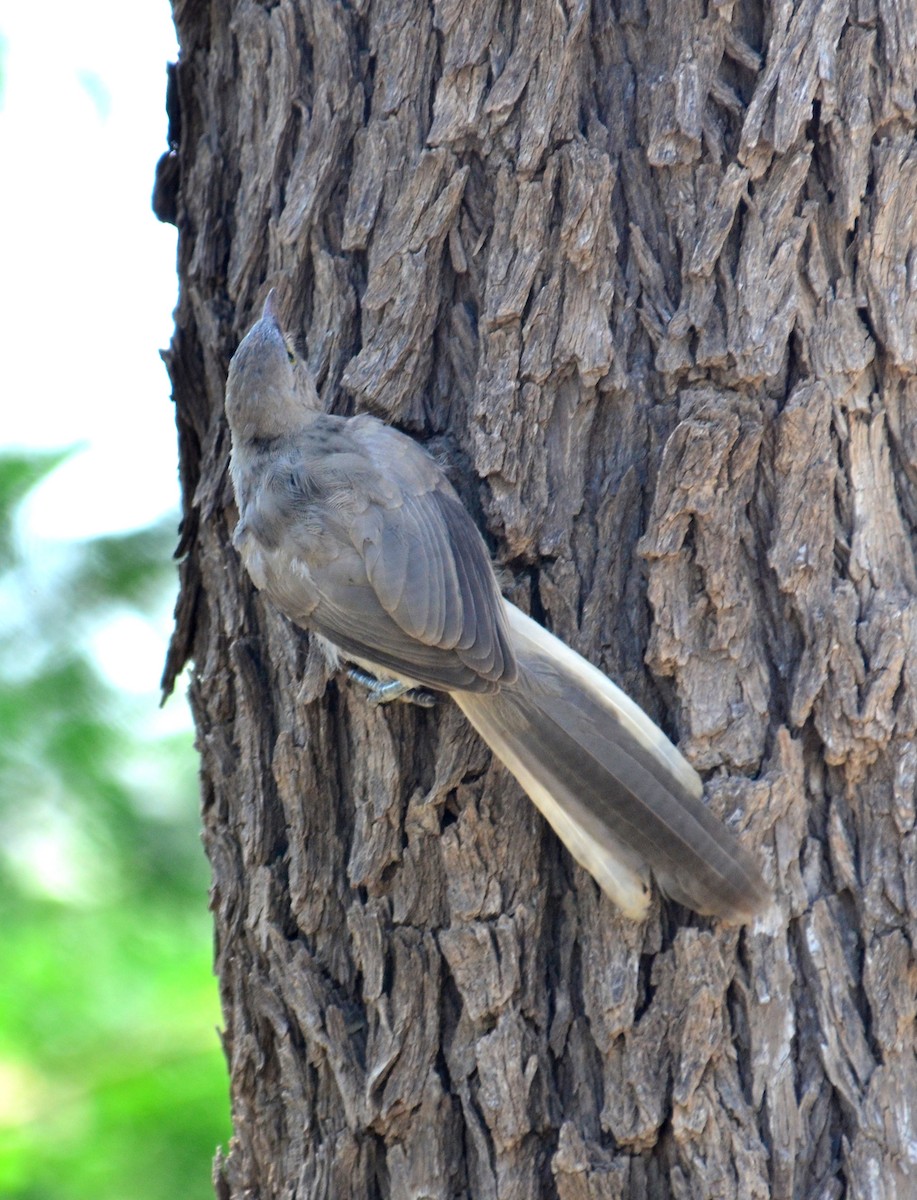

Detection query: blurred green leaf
(0, 450), (72, 560)
(0, 451), (228, 1200)
(71, 522), (180, 612)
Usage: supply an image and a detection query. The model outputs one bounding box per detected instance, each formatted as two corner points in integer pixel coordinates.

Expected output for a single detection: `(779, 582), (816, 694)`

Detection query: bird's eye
(287, 349), (296, 364)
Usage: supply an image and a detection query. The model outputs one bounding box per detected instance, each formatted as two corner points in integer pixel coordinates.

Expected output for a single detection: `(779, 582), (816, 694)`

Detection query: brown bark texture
(158, 0), (917, 1197)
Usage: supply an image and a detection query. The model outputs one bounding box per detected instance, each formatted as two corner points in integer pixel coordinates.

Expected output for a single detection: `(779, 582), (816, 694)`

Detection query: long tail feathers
(453, 603), (770, 921)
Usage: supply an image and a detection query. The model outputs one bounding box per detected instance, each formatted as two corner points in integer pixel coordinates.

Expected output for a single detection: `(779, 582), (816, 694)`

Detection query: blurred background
(0, 3), (230, 1198)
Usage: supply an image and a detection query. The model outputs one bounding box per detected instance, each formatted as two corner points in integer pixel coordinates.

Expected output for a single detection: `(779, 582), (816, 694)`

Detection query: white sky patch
(0, 1), (181, 540)
(0, 3), (193, 706)
(89, 608), (174, 695)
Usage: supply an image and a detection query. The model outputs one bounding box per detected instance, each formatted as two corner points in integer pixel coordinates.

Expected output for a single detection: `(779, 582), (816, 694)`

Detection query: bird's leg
(346, 666), (437, 709)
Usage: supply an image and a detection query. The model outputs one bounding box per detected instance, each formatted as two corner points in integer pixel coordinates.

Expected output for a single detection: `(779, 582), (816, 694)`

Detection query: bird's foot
(346, 666), (437, 709)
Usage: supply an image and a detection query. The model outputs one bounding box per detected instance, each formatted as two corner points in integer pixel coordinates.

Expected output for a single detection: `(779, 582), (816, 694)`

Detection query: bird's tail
(452, 603), (769, 921)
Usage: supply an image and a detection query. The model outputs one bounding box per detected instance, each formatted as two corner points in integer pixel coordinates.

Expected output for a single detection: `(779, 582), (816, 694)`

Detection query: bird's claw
(346, 666), (437, 709)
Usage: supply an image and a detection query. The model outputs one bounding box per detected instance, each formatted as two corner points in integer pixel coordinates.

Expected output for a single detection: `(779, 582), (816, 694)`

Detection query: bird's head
(225, 290), (320, 442)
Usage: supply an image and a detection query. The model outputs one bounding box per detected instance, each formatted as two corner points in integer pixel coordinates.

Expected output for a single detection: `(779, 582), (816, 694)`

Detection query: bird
(223, 290), (769, 921)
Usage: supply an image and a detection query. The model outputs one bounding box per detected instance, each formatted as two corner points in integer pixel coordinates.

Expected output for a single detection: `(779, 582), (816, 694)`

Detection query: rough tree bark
(156, 1), (917, 1197)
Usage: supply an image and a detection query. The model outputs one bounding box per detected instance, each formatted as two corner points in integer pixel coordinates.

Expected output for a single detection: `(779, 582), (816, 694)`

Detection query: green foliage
(0, 449), (70, 559)
(0, 453), (229, 1200)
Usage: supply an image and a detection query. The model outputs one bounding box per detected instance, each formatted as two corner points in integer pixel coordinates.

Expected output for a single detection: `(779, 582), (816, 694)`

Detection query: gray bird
(225, 291), (769, 921)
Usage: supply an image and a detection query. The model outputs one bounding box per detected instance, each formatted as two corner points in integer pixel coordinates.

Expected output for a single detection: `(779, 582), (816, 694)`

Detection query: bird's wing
(259, 417), (516, 691)
(345, 420), (515, 683)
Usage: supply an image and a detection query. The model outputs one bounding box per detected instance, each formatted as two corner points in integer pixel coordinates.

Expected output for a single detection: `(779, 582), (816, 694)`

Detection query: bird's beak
(262, 288), (280, 328)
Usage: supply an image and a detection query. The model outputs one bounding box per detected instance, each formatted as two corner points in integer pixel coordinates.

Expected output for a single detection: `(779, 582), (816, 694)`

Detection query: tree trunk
(158, 1), (917, 1197)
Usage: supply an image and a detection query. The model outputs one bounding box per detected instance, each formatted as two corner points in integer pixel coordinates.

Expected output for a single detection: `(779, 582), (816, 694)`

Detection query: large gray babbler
(224, 292), (769, 921)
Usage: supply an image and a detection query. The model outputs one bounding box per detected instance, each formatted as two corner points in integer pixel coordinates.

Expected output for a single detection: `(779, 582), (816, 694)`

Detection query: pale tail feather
(453, 603), (770, 920)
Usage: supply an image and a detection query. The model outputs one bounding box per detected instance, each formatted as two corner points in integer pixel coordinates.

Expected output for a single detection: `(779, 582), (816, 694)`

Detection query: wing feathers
(351, 421), (514, 683)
